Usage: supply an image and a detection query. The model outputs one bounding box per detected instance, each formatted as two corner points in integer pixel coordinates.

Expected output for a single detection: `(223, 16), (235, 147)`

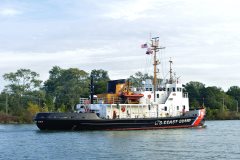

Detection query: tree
(128, 71), (153, 89)
(44, 66), (63, 111)
(44, 66), (89, 111)
(201, 87), (222, 109)
(227, 86), (240, 102)
(2, 69), (43, 115)
(3, 69), (42, 94)
(184, 81), (205, 108)
(226, 86), (240, 112)
(90, 69), (110, 94)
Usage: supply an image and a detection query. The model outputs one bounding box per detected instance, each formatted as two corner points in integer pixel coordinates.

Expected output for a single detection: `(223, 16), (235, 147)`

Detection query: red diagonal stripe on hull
(192, 109), (205, 126)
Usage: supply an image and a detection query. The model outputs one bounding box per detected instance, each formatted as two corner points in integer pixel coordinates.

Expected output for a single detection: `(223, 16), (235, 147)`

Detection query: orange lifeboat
(123, 93), (144, 100)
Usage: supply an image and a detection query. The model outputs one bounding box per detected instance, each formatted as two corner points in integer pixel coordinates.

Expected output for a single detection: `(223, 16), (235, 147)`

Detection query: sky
(0, 0), (240, 91)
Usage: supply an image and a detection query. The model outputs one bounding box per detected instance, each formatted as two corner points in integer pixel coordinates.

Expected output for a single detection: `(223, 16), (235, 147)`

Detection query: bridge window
(177, 106), (179, 110)
(172, 87), (176, 92)
(183, 105), (186, 110)
(177, 88), (182, 92)
(157, 94), (159, 98)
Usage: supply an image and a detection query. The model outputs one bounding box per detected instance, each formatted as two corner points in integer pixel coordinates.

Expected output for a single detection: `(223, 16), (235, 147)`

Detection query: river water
(0, 120), (239, 160)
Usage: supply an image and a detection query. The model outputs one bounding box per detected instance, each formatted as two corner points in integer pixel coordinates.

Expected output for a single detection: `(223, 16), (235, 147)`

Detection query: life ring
(148, 94), (151, 99)
(121, 106), (126, 112)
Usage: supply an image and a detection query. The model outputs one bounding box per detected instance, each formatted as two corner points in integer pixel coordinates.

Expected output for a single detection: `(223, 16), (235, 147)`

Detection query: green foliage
(227, 86), (240, 102)
(2, 69), (44, 117)
(184, 81), (205, 109)
(58, 104), (67, 112)
(206, 107), (240, 120)
(128, 71), (153, 88)
(44, 66), (89, 111)
(90, 69), (110, 94)
(25, 102), (42, 123)
(1, 69), (240, 123)
(0, 94), (5, 111)
(184, 81), (240, 120)
(3, 69), (42, 94)
(202, 87), (224, 109)
(184, 81), (238, 111)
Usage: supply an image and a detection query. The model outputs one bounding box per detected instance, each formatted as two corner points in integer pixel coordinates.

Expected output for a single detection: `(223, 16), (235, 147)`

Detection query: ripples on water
(0, 121), (239, 160)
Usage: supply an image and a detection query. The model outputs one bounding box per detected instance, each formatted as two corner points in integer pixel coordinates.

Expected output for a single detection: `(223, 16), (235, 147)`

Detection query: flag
(141, 43), (148, 48)
(146, 48), (153, 55)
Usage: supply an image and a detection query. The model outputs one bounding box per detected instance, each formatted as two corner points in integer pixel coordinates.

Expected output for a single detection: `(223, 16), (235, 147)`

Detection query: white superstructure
(77, 37), (190, 120)
(78, 78), (189, 120)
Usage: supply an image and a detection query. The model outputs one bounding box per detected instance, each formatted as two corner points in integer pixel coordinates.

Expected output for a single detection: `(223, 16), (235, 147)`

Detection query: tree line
(0, 67), (239, 123)
(185, 81), (240, 120)
(0, 67), (109, 123)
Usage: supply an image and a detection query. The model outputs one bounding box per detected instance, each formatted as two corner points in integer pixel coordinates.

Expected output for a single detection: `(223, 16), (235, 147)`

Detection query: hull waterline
(35, 113), (205, 131)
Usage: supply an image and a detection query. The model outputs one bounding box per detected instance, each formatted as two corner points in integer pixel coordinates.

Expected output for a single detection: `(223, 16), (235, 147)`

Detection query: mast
(90, 75), (94, 104)
(151, 37), (165, 102)
(169, 57), (173, 84)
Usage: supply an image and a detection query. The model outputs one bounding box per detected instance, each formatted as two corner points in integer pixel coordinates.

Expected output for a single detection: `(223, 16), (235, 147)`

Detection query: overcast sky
(0, 0), (240, 91)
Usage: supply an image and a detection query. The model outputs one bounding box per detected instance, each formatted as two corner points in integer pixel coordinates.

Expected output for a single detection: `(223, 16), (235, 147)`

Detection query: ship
(34, 37), (206, 131)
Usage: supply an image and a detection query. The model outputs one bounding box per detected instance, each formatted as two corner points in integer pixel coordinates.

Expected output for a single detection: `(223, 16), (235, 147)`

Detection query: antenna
(169, 57), (173, 84)
(176, 76), (181, 84)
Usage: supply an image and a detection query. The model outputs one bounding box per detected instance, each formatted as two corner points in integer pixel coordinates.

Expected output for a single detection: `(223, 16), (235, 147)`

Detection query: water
(0, 121), (239, 160)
